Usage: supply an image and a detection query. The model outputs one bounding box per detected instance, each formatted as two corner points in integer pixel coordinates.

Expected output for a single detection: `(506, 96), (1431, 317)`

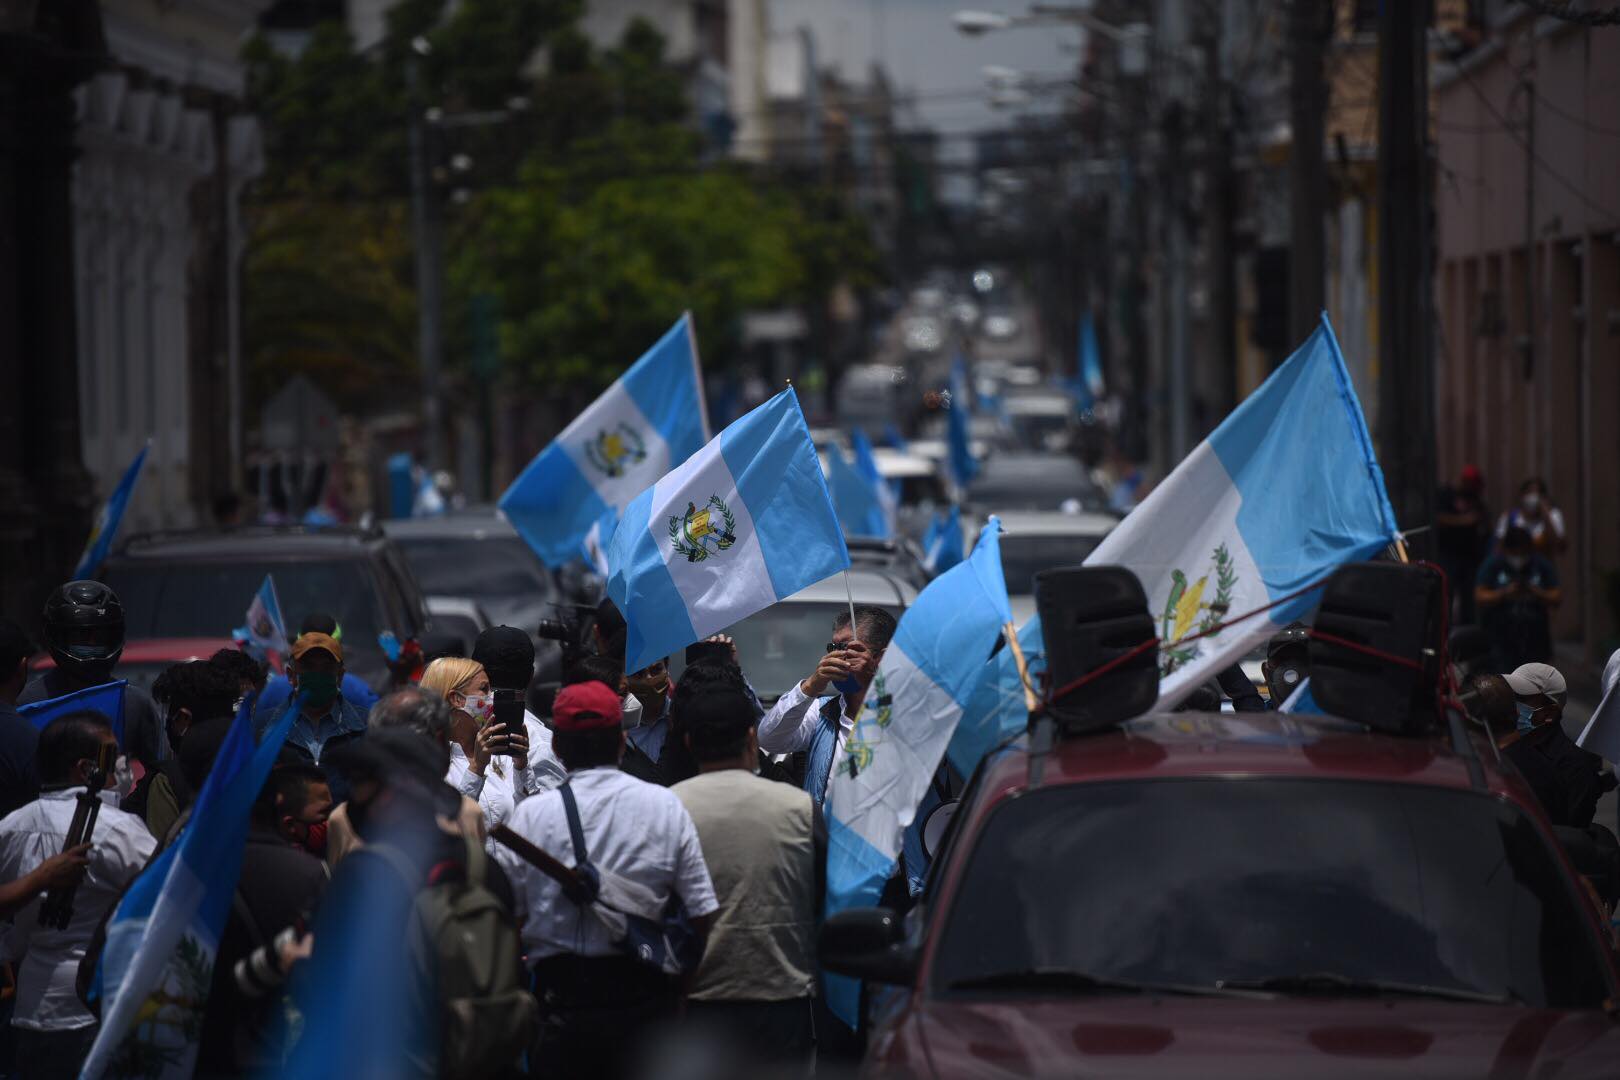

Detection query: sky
(767, 0), (1080, 142)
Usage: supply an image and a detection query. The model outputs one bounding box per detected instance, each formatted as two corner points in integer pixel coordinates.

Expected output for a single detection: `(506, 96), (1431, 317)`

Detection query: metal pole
(408, 61), (445, 471)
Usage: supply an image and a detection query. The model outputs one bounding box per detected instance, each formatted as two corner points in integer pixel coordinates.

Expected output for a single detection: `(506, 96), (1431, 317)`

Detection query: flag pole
(1004, 622), (1040, 714)
(842, 569), (858, 641)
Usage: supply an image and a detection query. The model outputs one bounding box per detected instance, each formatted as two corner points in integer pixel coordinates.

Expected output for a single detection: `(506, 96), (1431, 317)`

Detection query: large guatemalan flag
(501, 314), (709, 567)
(958, 313), (1397, 751)
(81, 697), (299, 1079)
(606, 387), (849, 675)
(822, 519), (1012, 1027)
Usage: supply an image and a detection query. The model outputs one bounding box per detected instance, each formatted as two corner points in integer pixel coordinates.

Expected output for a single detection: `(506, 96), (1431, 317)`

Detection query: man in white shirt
(0, 711), (156, 1079)
(756, 605), (897, 809)
(471, 626), (566, 793)
(494, 680), (717, 1080)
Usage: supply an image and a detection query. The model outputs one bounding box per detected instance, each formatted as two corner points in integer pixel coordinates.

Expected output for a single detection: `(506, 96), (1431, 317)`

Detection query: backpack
(369, 835), (538, 1079)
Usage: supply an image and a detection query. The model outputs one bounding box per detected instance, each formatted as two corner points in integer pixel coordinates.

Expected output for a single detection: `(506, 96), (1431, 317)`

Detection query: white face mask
(1522, 492), (1542, 514)
(97, 754), (134, 805)
(620, 693), (644, 730)
(461, 693), (494, 722)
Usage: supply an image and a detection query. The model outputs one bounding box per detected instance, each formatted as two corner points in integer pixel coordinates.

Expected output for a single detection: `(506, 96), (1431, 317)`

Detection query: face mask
(461, 693), (494, 721)
(833, 674), (863, 695)
(627, 671), (668, 720)
(1522, 493), (1542, 514)
(97, 754), (133, 805)
(1516, 701), (1539, 733)
(621, 692), (644, 730)
(300, 819), (329, 857)
(298, 672), (340, 708)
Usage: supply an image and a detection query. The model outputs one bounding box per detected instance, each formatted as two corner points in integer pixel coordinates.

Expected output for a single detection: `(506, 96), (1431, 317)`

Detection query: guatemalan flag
(822, 518), (1012, 1026)
(74, 442), (149, 580)
(80, 697), (299, 1079)
(1073, 310), (1105, 413)
(827, 447), (889, 540)
(607, 387), (849, 675)
(232, 573), (289, 664)
(922, 504), (964, 575)
(850, 428), (898, 536)
(501, 314), (709, 567)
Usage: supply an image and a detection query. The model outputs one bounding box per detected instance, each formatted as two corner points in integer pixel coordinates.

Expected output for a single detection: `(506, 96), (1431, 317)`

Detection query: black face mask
(164, 704), (188, 751)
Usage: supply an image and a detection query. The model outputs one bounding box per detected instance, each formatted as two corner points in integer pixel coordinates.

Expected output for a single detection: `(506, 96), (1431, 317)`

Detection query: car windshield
(104, 560), (385, 644)
(933, 779), (1609, 1009)
(677, 600), (901, 702)
(998, 534), (1104, 594)
(968, 463), (1097, 511)
(395, 536), (552, 601)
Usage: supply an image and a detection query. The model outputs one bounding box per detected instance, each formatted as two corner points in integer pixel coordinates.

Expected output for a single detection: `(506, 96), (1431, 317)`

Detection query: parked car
(827, 710), (1620, 1078)
(965, 452), (1105, 513)
(845, 537), (933, 592)
(383, 511), (557, 637)
(1002, 391), (1077, 452)
(99, 526), (429, 692)
(672, 568), (918, 704)
(30, 637), (242, 694)
(983, 509), (1119, 625)
(424, 596), (491, 659)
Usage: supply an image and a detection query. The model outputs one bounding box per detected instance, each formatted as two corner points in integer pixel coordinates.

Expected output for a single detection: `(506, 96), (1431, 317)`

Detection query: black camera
(536, 603), (599, 667)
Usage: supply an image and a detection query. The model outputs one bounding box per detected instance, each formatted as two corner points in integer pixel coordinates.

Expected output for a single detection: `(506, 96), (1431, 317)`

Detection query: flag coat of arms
(233, 574), (289, 663)
(822, 518), (1012, 1026)
(607, 387), (849, 675)
(500, 314), (709, 567)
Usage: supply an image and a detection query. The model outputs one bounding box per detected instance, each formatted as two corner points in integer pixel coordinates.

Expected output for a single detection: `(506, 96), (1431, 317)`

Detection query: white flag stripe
(647, 439), (777, 642)
(557, 381), (672, 509)
(828, 643), (963, 853)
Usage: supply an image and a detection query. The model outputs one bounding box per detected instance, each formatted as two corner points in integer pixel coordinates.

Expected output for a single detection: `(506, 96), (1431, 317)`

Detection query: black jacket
(1504, 724), (1614, 829)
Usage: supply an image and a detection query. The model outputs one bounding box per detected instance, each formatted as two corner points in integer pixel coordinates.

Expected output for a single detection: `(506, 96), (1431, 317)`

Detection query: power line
(1455, 63), (1620, 221)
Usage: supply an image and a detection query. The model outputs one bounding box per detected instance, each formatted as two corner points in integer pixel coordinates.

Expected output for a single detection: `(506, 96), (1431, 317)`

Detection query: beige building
(1433, 8), (1620, 656)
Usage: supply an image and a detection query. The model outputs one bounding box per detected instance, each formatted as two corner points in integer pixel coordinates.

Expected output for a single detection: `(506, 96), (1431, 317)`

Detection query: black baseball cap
(472, 626), (534, 690)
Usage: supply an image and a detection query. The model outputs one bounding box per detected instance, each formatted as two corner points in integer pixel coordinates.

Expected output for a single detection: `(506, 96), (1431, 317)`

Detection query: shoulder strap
(559, 781), (589, 867)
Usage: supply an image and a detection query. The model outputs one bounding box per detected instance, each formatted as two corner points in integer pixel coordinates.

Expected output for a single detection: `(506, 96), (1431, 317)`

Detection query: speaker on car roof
(1309, 561), (1444, 734)
(1035, 566), (1159, 732)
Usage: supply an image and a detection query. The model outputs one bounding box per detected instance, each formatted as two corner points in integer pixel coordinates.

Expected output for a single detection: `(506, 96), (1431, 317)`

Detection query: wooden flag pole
(1004, 622), (1040, 714)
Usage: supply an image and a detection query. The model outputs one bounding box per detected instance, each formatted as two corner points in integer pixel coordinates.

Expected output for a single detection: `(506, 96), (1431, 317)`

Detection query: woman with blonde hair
(420, 656), (534, 834)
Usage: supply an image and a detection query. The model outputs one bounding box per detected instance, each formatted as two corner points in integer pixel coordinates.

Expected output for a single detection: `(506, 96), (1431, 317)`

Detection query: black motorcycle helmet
(44, 580), (126, 674)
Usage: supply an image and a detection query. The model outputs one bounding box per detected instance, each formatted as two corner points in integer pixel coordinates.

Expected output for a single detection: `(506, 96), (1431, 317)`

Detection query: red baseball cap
(552, 681), (623, 733)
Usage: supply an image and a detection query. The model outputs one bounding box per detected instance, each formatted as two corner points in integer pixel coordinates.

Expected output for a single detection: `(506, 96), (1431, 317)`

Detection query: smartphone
(492, 689), (525, 752)
(685, 640), (732, 667)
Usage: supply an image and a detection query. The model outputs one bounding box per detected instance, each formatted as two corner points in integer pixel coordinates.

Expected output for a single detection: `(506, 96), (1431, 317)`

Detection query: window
(934, 779), (1610, 1009)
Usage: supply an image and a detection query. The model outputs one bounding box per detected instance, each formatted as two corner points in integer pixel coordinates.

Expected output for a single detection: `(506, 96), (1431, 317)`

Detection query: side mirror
(819, 907), (916, 986)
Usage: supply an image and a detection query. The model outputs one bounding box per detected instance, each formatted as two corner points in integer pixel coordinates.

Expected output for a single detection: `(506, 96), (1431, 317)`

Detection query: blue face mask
(1516, 701), (1539, 733)
(833, 675), (863, 695)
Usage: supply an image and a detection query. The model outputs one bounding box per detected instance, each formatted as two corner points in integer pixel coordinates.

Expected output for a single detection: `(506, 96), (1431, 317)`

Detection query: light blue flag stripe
(622, 314), (709, 453)
(720, 391), (847, 600)
(502, 449), (615, 569)
(822, 523), (1011, 1028)
(948, 616), (1043, 777)
(1208, 313), (1397, 619)
(74, 442), (149, 580)
(827, 449), (887, 539)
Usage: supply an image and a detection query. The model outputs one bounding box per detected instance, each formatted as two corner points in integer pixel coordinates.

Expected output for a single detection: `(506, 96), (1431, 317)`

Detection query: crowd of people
(0, 575), (920, 1080)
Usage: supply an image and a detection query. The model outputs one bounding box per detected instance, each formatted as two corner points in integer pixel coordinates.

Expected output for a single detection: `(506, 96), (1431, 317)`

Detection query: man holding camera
(757, 606), (897, 810)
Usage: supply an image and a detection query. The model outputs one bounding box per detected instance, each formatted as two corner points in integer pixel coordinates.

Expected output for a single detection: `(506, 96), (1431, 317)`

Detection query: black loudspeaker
(1035, 566), (1159, 732)
(1309, 561), (1444, 734)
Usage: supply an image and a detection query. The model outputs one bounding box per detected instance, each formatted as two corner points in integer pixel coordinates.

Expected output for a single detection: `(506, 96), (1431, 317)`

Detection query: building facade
(1433, 9), (1620, 657)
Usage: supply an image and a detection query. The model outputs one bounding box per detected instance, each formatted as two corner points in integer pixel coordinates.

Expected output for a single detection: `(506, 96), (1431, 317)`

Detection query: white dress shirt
(521, 710), (567, 794)
(0, 790), (156, 1030)
(493, 766), (718, 961)
(446, 709), (567, 838)
(756, 682), (860, 759)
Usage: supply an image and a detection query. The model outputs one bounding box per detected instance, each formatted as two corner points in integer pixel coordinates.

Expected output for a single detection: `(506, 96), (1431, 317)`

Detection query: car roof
(991, 509), (1118, 535)
(1002, 394), (1072, 417)
(977, 712), (1503, 800)
(382, 512), (522, 541)
(110, 526), (386, 561)
(870, 449), (938, 478)
(782, 568), (917, 607)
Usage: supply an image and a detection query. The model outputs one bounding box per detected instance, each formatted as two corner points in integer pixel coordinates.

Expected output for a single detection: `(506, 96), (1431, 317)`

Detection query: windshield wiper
(1214, 972), (1517, 1005)
(948, 968), (1252, 998)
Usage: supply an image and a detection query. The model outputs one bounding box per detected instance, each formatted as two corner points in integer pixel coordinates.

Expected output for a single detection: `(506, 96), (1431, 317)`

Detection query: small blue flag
(922, 505), (965, 574)
(850, 429), (897, 536)
(74, 443), (149, 580)
(19, 680), (127, 748)
(233, 574), (290, 663)
(1072, 310), (1105, 412)
(827, 448), (890, 540)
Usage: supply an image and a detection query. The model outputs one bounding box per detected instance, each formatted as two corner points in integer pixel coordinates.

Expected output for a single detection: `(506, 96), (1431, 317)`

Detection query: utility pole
(1376, 0), (1434, 550)
(1287, 0), (1327, 347)
(1202, 3), (1237, 418)
(1165, 98), (1191, 464)
(408, 40), (445, 472)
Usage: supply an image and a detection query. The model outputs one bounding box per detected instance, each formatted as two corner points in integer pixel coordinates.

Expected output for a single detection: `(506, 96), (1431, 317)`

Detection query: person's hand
(803, 650), (853, 697)
(31, 844), (91, 893)
(472, 722), (504, 776)
(706, 634), (739, 665)
(506, 725), (530, 770)
(277, 931), (314, 973)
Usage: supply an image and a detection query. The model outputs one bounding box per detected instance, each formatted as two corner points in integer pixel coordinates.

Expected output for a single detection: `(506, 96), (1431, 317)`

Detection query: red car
(32, 637), (247, 694)
(823, 710), (1620, 1078)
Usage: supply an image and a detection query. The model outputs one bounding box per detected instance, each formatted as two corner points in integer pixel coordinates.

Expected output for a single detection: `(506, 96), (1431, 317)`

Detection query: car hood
(898, 998), (1620, 1079)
